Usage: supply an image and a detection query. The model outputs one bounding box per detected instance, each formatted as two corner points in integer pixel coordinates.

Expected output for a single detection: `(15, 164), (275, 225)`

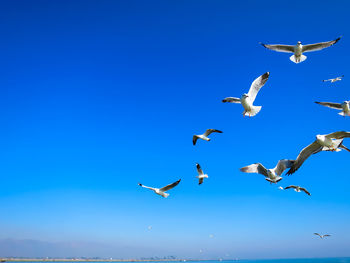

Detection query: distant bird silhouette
(287, 131), (350, 175)
(138, 179), (181, 198)
(195, 163), (208, 185)
(322, 75), (344, 83)
(284, 185), (311, 196)
(193, 129), (223, 145)
(222, 72), (269, 117)
(315, 101), (350, 117)
(314, 233), (331, 239)
(240, 159), (294, 184)
(260, 37), (341, 63)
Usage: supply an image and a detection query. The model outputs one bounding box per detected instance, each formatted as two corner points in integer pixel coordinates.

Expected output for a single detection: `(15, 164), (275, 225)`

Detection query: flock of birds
(138, 36), (346, 240)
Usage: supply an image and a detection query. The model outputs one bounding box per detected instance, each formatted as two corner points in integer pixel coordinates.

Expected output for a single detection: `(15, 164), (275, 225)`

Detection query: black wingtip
(334, 36), (342, 43)
(138, 183), (142, 186)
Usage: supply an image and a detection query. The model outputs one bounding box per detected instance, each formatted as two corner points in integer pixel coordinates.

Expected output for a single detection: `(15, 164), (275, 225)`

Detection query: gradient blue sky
(0, 0), (350, 259)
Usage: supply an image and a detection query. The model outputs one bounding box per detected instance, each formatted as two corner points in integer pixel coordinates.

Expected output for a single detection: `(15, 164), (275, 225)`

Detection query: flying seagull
(286, 131), (350, 175)
(222, 72), (270, 117)
(240, 159), (294, 184)
(284, 185), (311, 196)
(196, 163), (208, 185)
(193, 129), (223, 145)
(260, 37), (341, 63)
(138, 179), (181, 198)
(315, 101), (350, 116)
(314, 233), (331, 239)
(322, 75), (344, 83)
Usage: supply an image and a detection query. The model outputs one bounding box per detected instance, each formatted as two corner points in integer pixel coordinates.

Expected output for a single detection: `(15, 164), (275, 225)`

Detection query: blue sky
(0, 0), (350, 259)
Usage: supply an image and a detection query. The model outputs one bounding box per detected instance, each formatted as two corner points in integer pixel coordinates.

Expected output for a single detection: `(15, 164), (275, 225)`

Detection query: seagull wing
(193, 135), (199, 145)
(325, 131), (350, 139)
(324, 234), (331, 237)
(300, 187), (311, 196)
(204, 129), (223, 137)
(314, 233), (322, 238)
(240, 163), (269, 177)
(260, 43), (295, 53)
(198, 178), (204, 185)
(273, 159), (295, 176)
(284, 185), (298, 190)
(196, 163), (204, 175)
(160, 179), (181, 192)
(286, 141), (322, 175)
(315, 101), (342, 110)
(247, 72), (270, 103)
(302, 37), (341, 52)
(138, 183), (156, 191)
(222, 97), (241, 103)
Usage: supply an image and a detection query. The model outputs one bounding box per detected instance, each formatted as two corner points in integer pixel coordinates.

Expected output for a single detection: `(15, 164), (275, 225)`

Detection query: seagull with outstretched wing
(260, 37), (341, 63)
(284, 185), (311, 196)
(315, 101), (350, 116)
(138, 179), (181, 198)
(322, 75), (344, 83)
(195, 163), (208, 185)
(286, 131), (350, 175)
(193, 129), (223, 145)
(314, 233), (331, 239)
(240, 159), (294, 184)
(222, 72), (269, 117)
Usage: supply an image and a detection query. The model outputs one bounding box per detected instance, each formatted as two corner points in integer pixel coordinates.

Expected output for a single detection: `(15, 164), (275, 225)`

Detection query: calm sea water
(17, 259), (350, 263)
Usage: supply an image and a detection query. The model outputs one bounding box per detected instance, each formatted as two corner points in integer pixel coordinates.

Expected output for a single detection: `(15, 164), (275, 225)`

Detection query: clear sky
(0, 0), (350, 259)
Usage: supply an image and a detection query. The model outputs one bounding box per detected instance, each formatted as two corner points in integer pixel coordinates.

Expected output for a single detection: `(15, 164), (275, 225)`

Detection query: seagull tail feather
(244, 106), (262, 117)
(290, 54), (307, 63)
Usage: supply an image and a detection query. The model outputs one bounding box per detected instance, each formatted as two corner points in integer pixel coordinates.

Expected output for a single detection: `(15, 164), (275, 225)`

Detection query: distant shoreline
(0, 260), (227, 262)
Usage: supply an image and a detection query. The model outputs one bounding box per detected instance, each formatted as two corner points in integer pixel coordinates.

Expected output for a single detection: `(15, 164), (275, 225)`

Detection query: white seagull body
(287, 131), (350, 175)
(260, 37), (341, 63)
(222, 72), (270, 117)
(196, 163), (208, 185)
(314, 233), (331, 239)
(315, 101), (350, 116)
(284, 185), (311, 196)
(240, 159), (294, 184)
(193, 129), (223, 145)
(138, 179), (181, 198)
(322, 75), (344, 83)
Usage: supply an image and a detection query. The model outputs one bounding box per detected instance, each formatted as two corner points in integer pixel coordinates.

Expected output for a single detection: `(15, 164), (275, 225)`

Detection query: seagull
(322, 75), (344, 83)
(278, 186), (284, 190)
(138, 179), (181, 198)
(286, 131), (350, 175)
(196, 163), (208, 185)
(222, 72), (270, 117)
(260, 37), (341, 63)
(240, 159), (294, 184)
(284, 185), (311, 196)
(147, 225), (152, 230)
(315, 101), (350, 116)
(193, 129), (223, 145)
(314, 233), (331, 239)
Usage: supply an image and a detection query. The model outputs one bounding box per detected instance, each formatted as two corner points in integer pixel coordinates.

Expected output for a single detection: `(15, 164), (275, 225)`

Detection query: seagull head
(316, 134), (324, 142)
(297, 41), (302, 45)
(241, 93), (249, 99)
